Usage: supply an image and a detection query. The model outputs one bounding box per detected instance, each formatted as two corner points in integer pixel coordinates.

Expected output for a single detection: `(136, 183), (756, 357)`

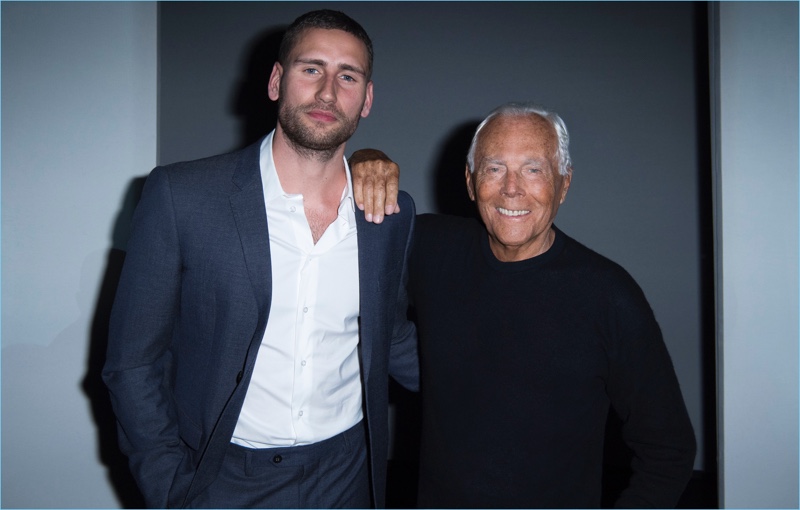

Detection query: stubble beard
(278, 99), (361, 162)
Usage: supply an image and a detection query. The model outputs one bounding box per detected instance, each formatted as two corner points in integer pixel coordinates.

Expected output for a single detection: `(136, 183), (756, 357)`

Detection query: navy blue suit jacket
(103, 139), (418, 508)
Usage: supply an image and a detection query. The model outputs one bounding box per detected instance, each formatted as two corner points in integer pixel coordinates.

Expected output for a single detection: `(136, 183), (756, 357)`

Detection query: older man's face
(466, 114), (571, 262)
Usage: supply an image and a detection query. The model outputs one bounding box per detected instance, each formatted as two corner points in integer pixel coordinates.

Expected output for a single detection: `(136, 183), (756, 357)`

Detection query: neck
(271, 127), (347, 197)
(489, 227), (555, 262)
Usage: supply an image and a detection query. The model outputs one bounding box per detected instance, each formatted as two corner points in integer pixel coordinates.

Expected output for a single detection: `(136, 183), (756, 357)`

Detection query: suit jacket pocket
(167, 406), (203, 508)
(176, 402), (203, 452)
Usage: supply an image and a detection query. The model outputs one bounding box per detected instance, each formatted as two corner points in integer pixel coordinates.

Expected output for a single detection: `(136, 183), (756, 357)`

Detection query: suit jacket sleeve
(387, 192), (419, 392)
(102, 166), (186, 508)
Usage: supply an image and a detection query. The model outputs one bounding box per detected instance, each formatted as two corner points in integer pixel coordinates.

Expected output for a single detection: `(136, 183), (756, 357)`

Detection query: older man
(354, 102), (696, 507)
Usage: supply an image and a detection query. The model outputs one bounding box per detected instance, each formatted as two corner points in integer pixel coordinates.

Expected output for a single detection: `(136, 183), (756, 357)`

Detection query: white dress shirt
(231, 131), (362, 448)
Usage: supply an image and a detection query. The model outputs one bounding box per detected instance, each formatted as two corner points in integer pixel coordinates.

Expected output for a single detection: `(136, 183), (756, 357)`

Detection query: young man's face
(269, 28), (373, 154)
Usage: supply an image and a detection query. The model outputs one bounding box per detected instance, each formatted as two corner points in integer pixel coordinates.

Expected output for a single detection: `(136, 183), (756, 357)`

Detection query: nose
(501, 170), (523, 197)
(317, 74), (337, 104)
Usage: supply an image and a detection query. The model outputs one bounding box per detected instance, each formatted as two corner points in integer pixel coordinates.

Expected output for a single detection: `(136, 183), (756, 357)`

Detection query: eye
(480, 166), (505, 179)
(303, 68), (320, 75)
(521, 167), (542, 179)
(340, 74), (356, 83)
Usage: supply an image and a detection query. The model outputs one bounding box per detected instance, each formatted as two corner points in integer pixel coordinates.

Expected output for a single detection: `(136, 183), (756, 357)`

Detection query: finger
(363, 176), (375, 223)
(352, 167), (365, 211)
(384, 172), (399, 216)
(372, 176), (387, 224)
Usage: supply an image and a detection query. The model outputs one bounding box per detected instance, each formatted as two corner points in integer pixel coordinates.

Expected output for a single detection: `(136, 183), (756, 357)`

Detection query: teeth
(497, 207), (529, 217)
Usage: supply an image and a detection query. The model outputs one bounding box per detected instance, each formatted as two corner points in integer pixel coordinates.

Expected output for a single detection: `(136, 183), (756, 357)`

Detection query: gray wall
(2, 1), (797, 508)
(158, 0), (710, 471)
(2, 2), (157, 507)
(715, 2), (799, 507)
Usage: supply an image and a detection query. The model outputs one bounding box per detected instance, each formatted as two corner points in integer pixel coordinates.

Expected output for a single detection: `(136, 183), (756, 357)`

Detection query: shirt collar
(260, 130), (356, 220)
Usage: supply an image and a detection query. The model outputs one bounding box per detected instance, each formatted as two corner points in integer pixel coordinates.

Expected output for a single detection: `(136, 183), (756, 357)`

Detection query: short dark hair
(278, 10), (374, 80)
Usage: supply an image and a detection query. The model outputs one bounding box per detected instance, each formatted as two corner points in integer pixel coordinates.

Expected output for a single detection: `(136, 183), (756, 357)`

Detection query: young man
(103, 10), (417, 508)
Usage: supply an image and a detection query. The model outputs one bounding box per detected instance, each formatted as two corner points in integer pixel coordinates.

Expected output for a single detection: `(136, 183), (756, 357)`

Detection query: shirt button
(273, 455), (282, 463)
(298, 410), (304, 417)
(290, 206), (296, 212)
(301, 360), (307, 366)
(303, 307), (308, 313)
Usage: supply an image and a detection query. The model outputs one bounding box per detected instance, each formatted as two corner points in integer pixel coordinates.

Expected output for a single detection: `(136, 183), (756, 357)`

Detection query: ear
(465, 165), (476, 202)
(558, 171), (572, 204)
(360, 81), (374, 118)
(268, 62), (283, 102)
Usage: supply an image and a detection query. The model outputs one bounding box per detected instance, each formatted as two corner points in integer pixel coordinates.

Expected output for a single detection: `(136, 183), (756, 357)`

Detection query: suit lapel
(183, 140), (271, 506)
(229, 140), (272, 322)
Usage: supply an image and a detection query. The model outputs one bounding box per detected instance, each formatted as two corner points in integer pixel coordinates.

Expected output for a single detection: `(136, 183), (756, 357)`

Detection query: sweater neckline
(479, 224), (565, 272)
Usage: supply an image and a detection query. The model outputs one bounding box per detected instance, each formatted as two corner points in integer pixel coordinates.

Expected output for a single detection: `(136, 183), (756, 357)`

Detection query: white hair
(466, 102), (572, 176)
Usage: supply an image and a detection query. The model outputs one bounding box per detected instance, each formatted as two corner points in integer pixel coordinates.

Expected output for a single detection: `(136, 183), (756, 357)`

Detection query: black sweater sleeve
(603, 269), (697, 508)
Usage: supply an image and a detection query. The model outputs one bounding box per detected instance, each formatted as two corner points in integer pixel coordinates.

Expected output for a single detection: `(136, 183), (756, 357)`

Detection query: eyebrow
(294, 58), (367, 77)
(480, 156), (548, 166)
(479, 158), (505, 167)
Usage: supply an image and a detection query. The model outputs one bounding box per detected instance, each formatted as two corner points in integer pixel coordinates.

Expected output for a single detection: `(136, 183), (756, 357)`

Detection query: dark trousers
(187, 422), (371, 508)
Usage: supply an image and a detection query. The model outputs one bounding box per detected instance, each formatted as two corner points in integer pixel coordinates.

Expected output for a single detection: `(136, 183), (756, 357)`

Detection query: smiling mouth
(497, 207), (530, 217)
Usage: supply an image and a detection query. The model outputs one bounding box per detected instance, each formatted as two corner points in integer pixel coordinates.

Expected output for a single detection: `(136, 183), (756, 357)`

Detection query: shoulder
(357, 191), (416, 241)
(556, 228), (645, 290)
(151, 140), (261, 189)
(374, 190), (416, 227)
(413, 213), (483, 255)
(416, 213), (479, 235)
(395, 190), (416, 220)
(558, 229), (628, 275)
(554, 231), (661, 347)
(416, 213), (482, 242)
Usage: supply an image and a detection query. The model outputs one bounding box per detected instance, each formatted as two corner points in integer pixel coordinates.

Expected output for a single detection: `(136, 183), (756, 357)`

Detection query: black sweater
(410, 214), (696, 508)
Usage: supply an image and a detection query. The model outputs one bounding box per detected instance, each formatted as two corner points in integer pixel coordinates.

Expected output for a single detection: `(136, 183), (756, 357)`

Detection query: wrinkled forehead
(476, 114), (558, 164)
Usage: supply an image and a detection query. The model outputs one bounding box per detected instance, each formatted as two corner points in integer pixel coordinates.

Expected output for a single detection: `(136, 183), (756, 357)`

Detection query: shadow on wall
(431, 120), (482, 218)
(82, 177), (146, 508)
(230, 26), (283, 152)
